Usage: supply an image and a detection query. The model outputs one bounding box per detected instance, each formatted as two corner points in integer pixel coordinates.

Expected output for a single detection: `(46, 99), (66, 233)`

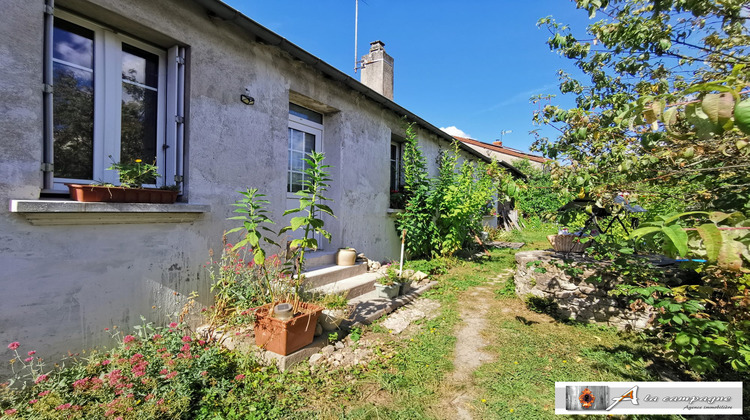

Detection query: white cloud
(439, 126), (472, 139)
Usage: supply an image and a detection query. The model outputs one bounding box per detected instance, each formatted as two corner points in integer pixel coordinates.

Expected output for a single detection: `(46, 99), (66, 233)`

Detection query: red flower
(4, 409), (17, 415)
(29, 399), (38, 404)
(27, 350), (36, 356)
(165, 371), (178, 380)
(169, 322), (178, 328)
(182, 336), (191, 343)
(35, 375), (48, 384)
(234, 374), (245, 381)
(24, 357), (33, 362)
(123, 335), (135, 343)
(7, 342), (19, 351)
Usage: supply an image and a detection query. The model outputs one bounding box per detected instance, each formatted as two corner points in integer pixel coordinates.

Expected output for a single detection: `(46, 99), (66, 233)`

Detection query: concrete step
(302, 262), (368, 289)
(307, 272), (382, 300)
(302, 250), (337, 269)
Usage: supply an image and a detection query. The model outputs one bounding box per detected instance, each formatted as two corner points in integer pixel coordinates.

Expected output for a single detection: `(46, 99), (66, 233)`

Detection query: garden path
(441, 268), (515, 419)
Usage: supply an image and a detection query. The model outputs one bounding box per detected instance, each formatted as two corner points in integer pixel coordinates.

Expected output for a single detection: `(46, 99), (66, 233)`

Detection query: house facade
(0, 0), (501, 365)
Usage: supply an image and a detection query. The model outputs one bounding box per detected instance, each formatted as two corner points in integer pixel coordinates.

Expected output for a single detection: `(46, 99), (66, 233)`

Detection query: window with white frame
(287, 103), (323, 193)
(48, 11), (185, 192)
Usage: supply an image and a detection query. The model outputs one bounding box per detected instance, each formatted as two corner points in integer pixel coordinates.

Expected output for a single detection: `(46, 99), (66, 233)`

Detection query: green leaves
(661, 224), (688, 258)
(695, 223), (721, 262)
(735, 99), (750, 135)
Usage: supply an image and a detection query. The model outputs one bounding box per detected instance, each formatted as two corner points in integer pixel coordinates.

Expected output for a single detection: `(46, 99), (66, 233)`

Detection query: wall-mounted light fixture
(240, 94), (255, 105)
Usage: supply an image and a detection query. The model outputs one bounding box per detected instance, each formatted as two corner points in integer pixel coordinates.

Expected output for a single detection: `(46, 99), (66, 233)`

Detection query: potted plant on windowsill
(66, 158), (179, 204)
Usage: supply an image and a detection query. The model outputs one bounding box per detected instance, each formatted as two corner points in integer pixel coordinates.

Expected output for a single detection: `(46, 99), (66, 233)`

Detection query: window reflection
(52, 19), (94, 179)
(121, 44), (158, 184)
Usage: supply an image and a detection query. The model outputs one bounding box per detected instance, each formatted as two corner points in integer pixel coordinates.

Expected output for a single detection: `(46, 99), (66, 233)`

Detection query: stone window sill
(386, 208), (404, 216)
(9, 199), (210, 226)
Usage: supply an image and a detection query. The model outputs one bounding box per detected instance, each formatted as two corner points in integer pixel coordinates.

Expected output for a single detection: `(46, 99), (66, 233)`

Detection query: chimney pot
(493, 141), (503, 147)
(361, 40), (394, 100)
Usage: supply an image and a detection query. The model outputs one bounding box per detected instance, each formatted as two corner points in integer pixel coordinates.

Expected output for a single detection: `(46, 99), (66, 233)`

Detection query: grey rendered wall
(0, 0), (463, 369)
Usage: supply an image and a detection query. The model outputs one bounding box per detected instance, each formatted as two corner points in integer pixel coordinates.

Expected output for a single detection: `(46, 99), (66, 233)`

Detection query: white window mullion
(99, 30), (122, 185)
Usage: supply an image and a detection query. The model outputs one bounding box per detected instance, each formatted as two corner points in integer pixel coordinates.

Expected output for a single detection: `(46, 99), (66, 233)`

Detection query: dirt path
(441, 268), (516, 419)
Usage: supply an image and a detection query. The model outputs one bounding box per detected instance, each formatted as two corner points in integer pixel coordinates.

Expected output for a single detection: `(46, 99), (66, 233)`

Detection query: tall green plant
(397, 124), (436, 258)
(396, 124), (500, 258)
(227, 188), (278, 265)
(280, 151), (335, 272)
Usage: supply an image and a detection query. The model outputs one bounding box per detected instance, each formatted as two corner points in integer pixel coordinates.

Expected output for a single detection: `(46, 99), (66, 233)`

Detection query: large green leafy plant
(396, 124), (506, 258)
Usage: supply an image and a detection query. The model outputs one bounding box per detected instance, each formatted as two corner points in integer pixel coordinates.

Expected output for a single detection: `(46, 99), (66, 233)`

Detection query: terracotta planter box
(66, 184), (178, 204)
(254, 302), (323, 355)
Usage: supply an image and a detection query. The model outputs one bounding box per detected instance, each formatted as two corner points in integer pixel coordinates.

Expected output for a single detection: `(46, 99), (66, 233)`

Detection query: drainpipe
(42, 0), (55, 190)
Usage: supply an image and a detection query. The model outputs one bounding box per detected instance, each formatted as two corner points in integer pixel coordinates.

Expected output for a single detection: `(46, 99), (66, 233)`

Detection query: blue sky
(222, 0), (594, 153)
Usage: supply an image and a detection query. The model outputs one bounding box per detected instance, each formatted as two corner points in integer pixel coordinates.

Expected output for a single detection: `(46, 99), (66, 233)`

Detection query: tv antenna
(354, 0), (366, 73)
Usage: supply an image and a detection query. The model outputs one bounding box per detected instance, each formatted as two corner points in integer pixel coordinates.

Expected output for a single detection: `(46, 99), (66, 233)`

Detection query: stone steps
(301, 262), (368, 289)
(306, 272), (382, 300)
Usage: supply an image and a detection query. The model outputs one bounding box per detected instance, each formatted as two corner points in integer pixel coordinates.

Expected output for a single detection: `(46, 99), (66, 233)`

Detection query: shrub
(396, 124), (503, 258)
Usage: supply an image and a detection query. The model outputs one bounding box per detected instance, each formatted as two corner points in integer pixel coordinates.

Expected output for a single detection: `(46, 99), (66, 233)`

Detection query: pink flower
(182, 336), (191, 343)
(56, 403), (72, 410)
(101, 359), (110, 366)
(234, 374), (245, 381)
(35, 375), (48, 384)
(152, 334), (162, 340)
(24, 357), (33, 362)
(27, 350), (36, 356)
(160, 369), (168, 375)
(200, 371), (208, 376)
(7, 342), (19, 351)
(29, 399), (38, 404)
(165, 371), (178, 380)
(169, 322), (178, 328)
(38, 390), (50, 397)
(123, 335), (135, 343)
(5, 409), (17, 415)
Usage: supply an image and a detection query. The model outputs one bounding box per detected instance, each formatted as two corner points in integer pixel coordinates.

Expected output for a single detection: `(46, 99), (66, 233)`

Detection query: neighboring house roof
(454, 136), (548, 164)
(190, 0), (525, 177)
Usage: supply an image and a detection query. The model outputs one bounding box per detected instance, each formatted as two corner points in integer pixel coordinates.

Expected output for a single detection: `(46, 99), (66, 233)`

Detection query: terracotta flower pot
(254, 301), (323, 355)
(66, 184), (178, 204)
(336, 248), (357, 266)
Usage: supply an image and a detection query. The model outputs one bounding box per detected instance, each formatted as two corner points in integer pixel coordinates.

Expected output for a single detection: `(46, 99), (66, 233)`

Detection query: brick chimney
(493, 141), (503, 147)
(361, 40), (394, 100)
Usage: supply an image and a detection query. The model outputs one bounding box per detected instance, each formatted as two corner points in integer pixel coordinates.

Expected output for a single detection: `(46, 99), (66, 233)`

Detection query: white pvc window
(288, 104), (323, 194)
(49, 11), (184, 192)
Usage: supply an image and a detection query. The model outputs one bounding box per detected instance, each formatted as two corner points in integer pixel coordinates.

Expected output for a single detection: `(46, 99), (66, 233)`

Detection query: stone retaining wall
(514, 250), (653, 330)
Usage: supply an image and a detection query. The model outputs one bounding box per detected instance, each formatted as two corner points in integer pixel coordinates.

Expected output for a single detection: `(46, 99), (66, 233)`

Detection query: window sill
(386, 208), (404, 216)
(9, 199), (210, 226)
